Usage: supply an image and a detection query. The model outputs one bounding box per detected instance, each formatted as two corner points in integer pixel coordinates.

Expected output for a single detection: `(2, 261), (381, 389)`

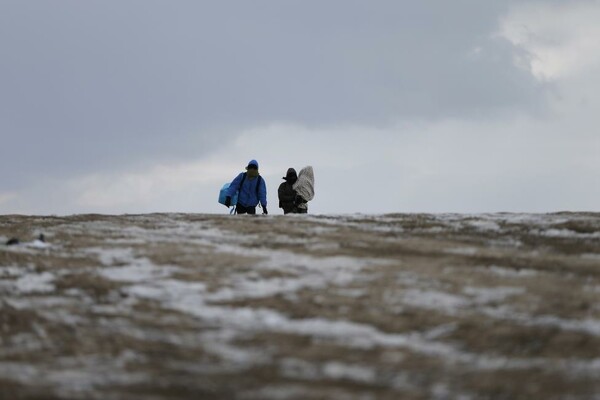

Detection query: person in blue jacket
(224, 159), (268, 215)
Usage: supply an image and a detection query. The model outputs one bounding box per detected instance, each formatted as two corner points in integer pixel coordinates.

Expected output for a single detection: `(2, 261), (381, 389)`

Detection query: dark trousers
(236, 204), (256, 215)
(283, 206), (307, 214)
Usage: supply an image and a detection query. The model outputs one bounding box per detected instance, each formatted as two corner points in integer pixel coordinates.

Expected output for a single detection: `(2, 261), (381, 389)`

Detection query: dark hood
(283, 168), (297, 183)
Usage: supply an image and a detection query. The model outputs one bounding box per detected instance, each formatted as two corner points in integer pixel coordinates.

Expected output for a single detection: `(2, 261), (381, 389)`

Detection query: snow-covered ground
(1, 213), (599, 399)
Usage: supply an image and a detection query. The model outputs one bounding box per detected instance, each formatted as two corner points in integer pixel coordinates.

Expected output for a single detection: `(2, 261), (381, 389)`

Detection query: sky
(1, 0), (599, 215)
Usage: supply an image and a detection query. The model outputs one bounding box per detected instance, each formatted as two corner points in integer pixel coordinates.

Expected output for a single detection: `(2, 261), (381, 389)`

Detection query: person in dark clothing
(278, 168), (298, 214)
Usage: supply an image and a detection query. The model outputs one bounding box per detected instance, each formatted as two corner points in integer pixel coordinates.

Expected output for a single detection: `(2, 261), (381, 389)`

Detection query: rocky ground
(0, 212), (599, 400)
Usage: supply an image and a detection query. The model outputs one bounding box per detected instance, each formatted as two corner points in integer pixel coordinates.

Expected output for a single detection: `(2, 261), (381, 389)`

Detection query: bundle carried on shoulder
(293, 166), (315, 209)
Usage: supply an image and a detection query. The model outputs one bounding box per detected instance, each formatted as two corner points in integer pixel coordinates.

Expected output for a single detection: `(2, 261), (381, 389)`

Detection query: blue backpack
(218, 183), (238, 206)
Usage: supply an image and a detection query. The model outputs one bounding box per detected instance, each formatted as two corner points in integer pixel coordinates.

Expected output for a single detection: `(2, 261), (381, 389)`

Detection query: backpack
(218, 173), (262, 210)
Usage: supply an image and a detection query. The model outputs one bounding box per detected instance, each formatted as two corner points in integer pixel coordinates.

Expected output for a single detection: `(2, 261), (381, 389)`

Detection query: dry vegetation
(1, 212), (599, 399)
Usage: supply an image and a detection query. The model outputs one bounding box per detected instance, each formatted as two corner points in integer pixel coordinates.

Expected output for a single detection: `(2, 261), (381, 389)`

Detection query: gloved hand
(294, 195), (306, 206)
(224, 196), (231, 207)
(263, 206), (268, 215)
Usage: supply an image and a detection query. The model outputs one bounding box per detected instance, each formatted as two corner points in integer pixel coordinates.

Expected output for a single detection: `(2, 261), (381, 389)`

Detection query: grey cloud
(1, 1), (547, 190)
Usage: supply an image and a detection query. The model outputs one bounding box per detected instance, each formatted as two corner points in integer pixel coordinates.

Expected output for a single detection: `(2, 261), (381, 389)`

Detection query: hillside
(1, 213), (599, 399)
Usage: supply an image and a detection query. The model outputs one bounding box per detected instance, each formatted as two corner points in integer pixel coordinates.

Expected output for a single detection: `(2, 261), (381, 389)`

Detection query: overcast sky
(1, 0), (598, 215)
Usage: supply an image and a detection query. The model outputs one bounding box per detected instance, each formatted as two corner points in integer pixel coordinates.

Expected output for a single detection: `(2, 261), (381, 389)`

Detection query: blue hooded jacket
(226, 161), (267, 208)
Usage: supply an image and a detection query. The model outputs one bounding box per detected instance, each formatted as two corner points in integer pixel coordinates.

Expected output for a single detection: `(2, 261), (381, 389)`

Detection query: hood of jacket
(282, 168), (297, 183)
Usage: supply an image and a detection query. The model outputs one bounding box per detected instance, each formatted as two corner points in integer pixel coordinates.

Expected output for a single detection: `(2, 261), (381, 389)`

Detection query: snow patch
(532, 228), (600, 239)
(423, 323), (458, 340)
(446, 247), (478, 256)
(86, 247), (137, 266)
(14, 272), (56, 294)
(481, 306), (600, 336)
(463, 286), (525, 304)
(466, 220), (501, 232)
(27, 239), (52, 249)
(99, 263), (179, 283)
(322, 362), (376, 383)
(486, 265), (538, 278)
(0, 265), (28, 278)
(402, 289), (469, 313)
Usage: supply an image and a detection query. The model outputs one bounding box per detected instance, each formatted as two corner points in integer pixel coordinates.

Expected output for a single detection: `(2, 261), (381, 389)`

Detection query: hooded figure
(225, 159), (268, 215)
(292, 166), (314, 214)
(278, 168), (298, 214)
